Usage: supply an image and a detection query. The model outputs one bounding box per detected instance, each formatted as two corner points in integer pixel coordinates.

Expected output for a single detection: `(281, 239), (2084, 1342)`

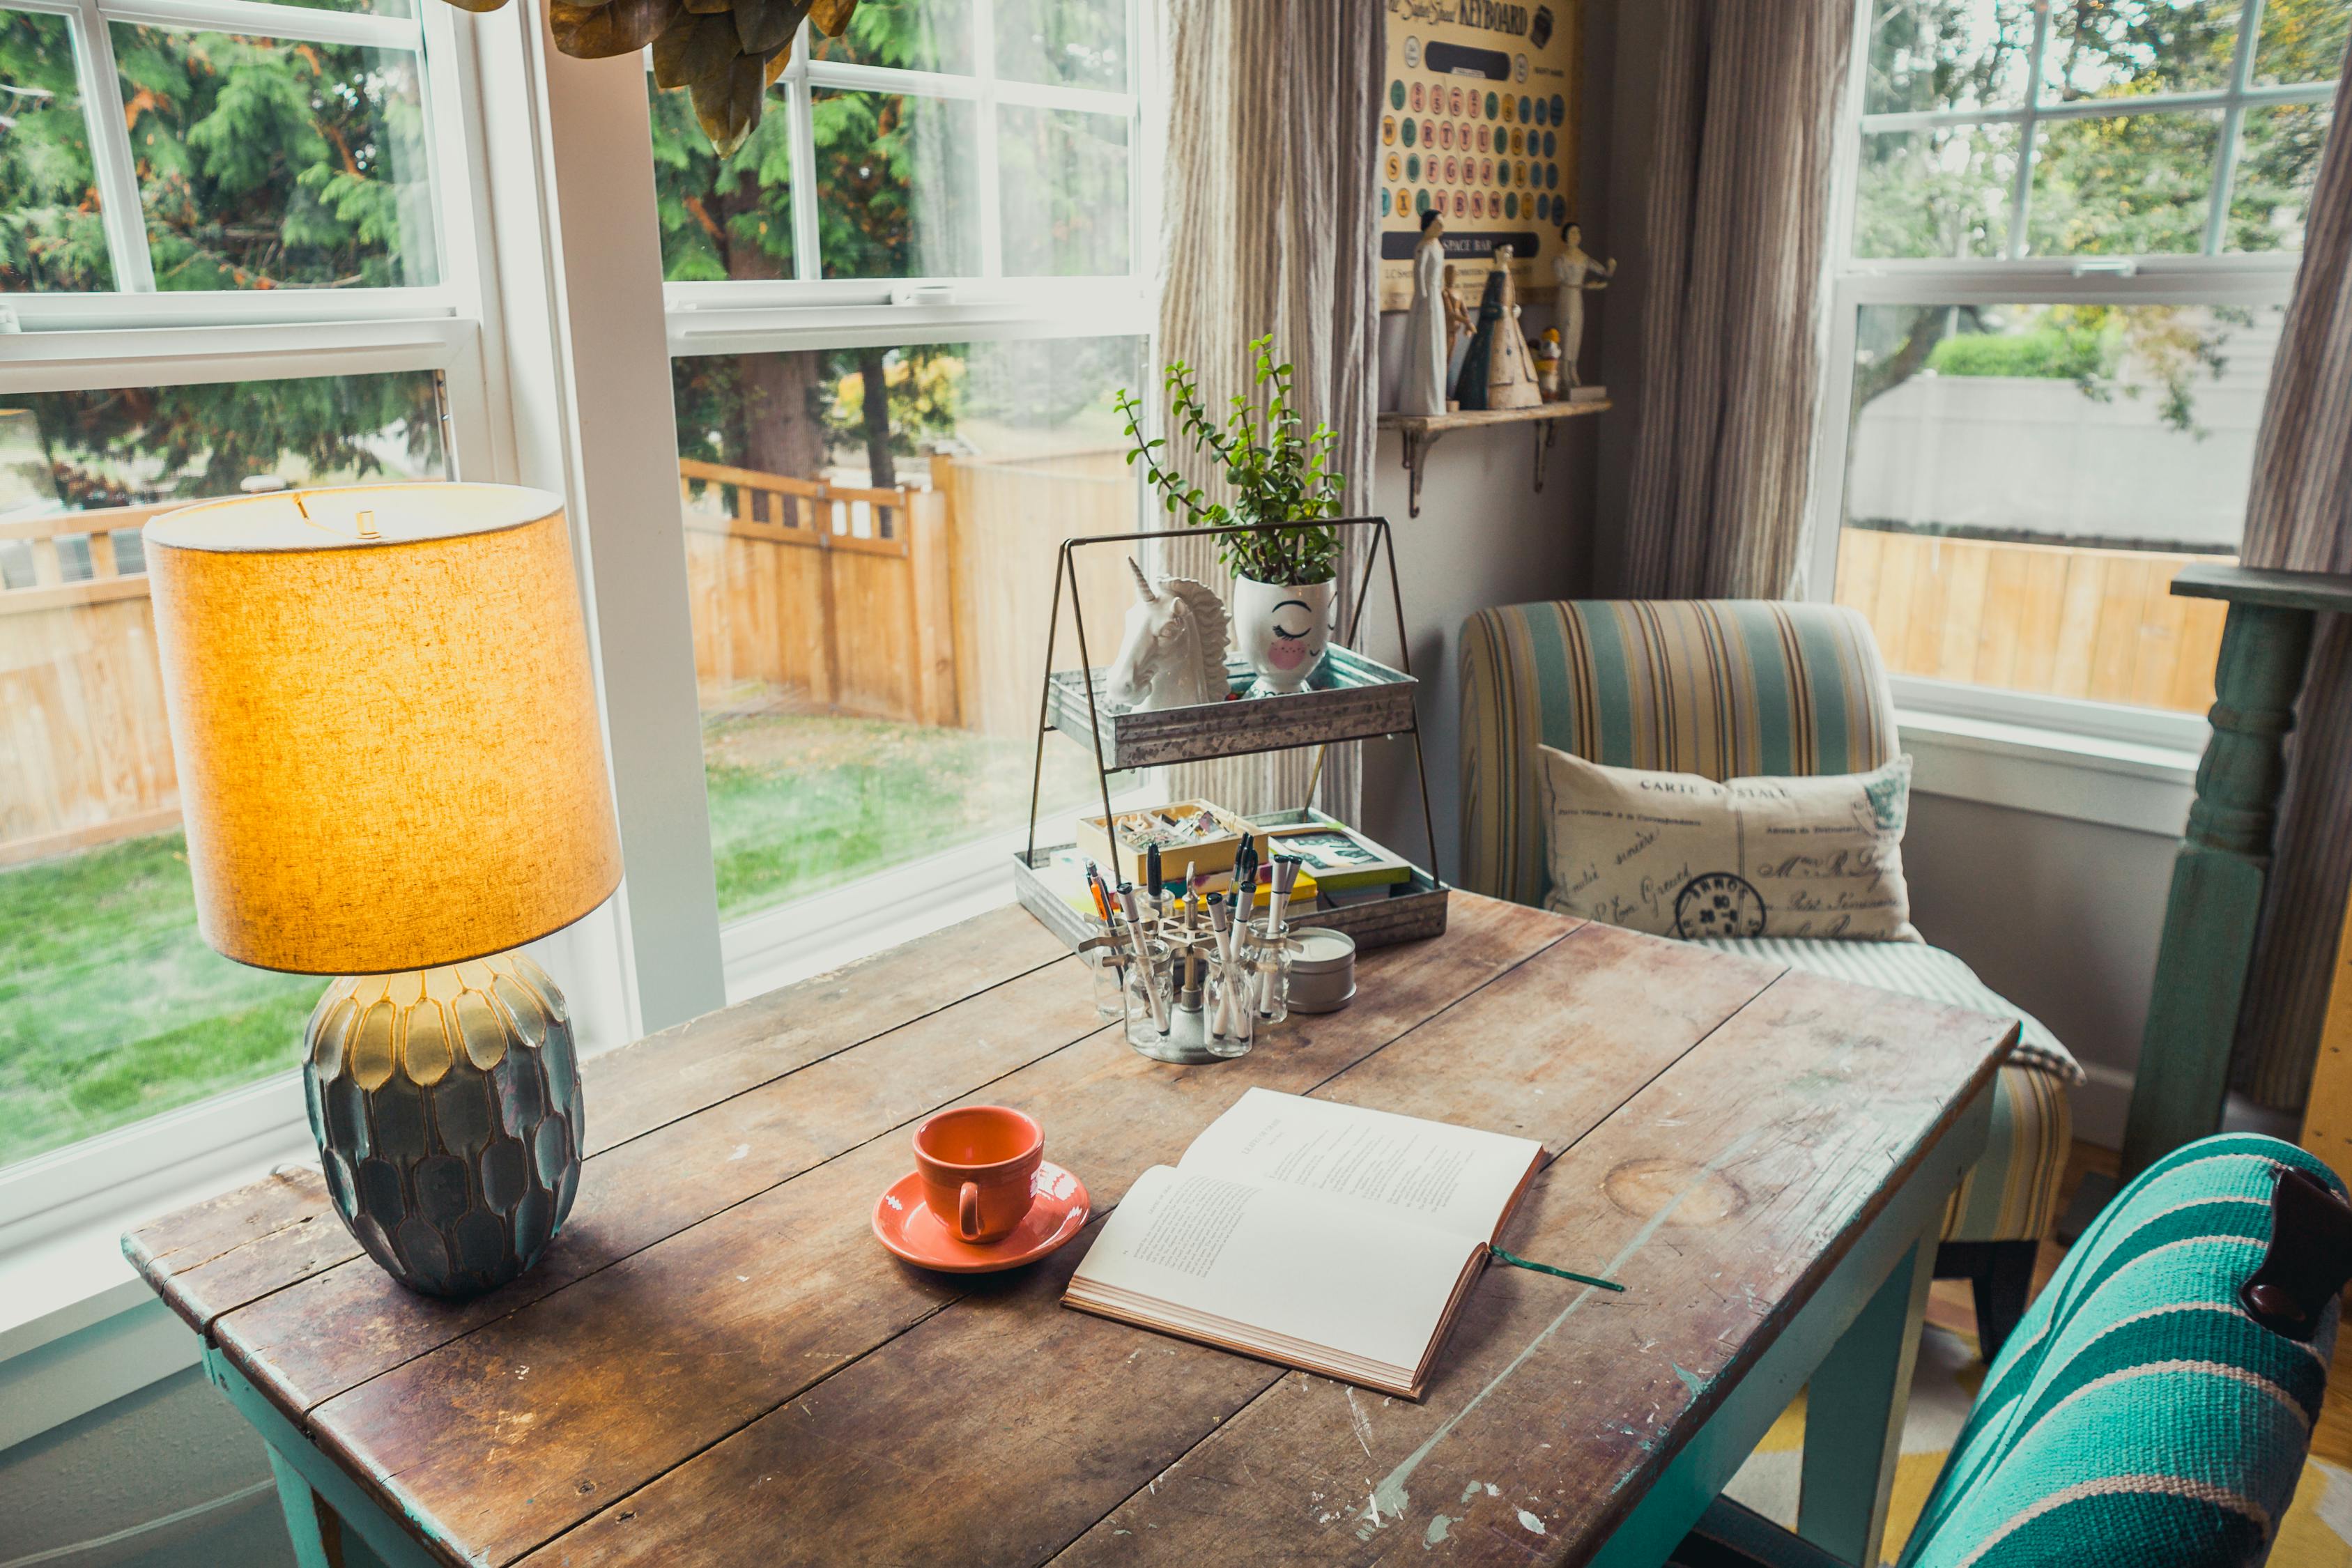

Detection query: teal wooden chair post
(1669, 1132), (2352, 1568)
(2122, 565), (2352, 1181)
(1458, 599), (2081, 1360)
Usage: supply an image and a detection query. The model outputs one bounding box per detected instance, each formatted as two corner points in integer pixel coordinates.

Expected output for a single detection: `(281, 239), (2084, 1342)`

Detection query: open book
(1063, 1088), (1544, 1399)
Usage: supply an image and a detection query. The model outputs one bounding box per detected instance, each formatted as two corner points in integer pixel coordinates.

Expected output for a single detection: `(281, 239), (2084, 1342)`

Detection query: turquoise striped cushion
(1460, 601), (1896, 907)
(1900, 1134), (2343, 1568)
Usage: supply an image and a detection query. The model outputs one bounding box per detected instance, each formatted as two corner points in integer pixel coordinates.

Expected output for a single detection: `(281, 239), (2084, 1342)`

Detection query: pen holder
(1119, 937), (1178, 1052)
(1078, 936), (1128, 1021)
(1244, 920), (1296, 1025)
(1203, 961), (1255, 1060)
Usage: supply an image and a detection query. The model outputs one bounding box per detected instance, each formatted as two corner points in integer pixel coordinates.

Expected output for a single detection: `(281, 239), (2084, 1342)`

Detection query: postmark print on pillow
(1673, 873), (1765, 939)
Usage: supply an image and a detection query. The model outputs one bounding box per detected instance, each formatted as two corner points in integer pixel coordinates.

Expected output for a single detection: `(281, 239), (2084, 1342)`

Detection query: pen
(1145, 843), (1163, 923)
(1120, 885), (1169, 1032)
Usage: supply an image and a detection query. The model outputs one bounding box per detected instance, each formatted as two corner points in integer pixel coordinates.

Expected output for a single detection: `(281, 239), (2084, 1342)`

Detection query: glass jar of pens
(1076, 839), (1309, 1065)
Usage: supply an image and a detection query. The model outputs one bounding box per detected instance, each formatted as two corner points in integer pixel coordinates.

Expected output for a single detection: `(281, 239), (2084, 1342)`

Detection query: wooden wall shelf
(1376, 398), (1613, 516)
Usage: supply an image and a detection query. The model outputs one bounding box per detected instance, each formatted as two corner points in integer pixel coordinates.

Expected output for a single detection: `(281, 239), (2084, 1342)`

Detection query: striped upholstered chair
(1672, 1132), (2347, 1567)
(1459, 600), (2080, 1358)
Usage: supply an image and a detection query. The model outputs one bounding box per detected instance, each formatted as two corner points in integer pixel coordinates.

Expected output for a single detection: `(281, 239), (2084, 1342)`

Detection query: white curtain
(2231, 62), (2352, 1108)
(1617, 0), (1856, 598)
(1153, 0), (1383, 822)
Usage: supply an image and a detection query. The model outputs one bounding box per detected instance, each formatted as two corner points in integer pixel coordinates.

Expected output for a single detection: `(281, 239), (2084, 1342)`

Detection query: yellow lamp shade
(146, 483), (622, 975)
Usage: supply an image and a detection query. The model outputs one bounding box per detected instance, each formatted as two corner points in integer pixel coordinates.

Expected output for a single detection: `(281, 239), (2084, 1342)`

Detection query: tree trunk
(856, 346), (896, 489)
(719, 182), (824, 482)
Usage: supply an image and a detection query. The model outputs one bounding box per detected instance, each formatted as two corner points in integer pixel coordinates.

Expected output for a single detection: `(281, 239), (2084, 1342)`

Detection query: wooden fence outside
(0, 505), (183, 867)
(0, 452), (1144, 865)
(678, 459), (956, 728)
(1835, 527), (2230, 715)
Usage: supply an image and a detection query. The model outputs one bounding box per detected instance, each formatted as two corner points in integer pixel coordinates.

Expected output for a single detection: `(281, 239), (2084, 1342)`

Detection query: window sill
(1896, 705), (2201, 836)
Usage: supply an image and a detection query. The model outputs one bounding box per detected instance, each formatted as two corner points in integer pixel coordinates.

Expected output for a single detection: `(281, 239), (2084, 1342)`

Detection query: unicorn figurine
(1104, 558), (1231, 712)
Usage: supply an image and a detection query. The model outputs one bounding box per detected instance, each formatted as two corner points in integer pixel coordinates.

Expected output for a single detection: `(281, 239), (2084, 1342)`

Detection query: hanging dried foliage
(440, 0), (860, 155)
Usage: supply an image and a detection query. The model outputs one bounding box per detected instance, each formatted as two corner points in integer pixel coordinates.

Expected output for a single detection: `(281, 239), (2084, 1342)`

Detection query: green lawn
(0, 712), (1116, 1165)
(702, 709), (1122, 922)
(0, 833), (324, 1166)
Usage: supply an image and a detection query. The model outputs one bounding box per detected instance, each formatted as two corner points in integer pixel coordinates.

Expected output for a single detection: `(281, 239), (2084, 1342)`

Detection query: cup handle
(959, 1181), (981, 1241)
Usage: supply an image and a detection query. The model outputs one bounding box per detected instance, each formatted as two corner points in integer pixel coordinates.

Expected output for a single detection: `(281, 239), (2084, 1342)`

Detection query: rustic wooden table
(128, 894), (2009, 1568)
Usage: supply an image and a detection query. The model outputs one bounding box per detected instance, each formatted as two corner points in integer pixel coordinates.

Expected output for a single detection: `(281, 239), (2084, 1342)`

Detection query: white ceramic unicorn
(1104, 557), (1231, 712)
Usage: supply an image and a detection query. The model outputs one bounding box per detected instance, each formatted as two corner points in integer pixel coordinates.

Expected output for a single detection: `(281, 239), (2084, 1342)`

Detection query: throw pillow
(1535, 747), (1920, 942)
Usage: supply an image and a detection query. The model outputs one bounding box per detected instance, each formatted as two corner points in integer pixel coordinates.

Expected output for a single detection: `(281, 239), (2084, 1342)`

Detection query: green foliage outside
(1926, 318), (2113, 381)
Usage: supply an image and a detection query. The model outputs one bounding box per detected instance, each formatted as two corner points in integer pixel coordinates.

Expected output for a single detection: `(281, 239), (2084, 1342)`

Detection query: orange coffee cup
(913, 1105), (1043, 1245)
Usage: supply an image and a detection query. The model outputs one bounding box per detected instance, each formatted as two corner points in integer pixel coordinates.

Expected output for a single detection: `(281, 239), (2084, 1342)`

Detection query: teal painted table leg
(267, 1443), (347, 1568)
(203, 1348), (443, 1568)
(2121, 599), (2315, 1181)
(1592, 1082), (1994, 1568)
(1797, 1225), (1939, 1567)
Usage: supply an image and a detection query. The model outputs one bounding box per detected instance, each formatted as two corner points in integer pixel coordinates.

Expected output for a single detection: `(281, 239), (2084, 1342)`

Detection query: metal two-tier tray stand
(1014, 516), (1450, 953)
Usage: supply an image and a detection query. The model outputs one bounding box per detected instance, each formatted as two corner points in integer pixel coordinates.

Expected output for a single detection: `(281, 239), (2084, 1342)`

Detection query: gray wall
(0, 1366), (292, 1568)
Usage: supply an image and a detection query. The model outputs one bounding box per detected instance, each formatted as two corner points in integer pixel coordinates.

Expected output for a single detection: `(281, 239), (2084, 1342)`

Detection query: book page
(1068, 1164), (1478, 1378)
(1176, 1088), (1541, 1245)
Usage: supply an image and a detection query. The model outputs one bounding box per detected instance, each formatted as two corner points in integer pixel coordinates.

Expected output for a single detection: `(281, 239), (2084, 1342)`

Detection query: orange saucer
(872, 1161), (1091, 1273)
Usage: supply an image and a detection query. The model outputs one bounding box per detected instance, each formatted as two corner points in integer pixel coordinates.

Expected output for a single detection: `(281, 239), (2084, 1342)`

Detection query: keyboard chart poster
(1380, 0), (1582, 311)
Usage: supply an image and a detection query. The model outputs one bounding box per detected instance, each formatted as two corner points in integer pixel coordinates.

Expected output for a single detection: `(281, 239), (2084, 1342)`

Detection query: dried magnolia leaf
(762, 36), (794, 86)
(691, 47), (764, 156)
(439, 0), (512, 13)
(809, 0), (856, 38)
(650, 22), (696, 89)
(549, 0), (680, 57)
(682, 0), (730, 17)
(734, 0), (808, 56)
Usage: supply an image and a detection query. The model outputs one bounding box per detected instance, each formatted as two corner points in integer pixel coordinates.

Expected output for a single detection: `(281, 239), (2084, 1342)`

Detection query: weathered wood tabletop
(129, 893), (2012, 1567)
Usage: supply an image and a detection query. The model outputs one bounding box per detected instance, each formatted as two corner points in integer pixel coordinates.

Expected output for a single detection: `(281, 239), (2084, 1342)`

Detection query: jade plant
(1115, 333), (1344, 587)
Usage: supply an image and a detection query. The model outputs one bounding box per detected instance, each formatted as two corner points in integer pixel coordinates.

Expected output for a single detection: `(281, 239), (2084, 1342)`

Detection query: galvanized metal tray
(1011, 809), (1449, 958)
(1045, 647), (1420, 771)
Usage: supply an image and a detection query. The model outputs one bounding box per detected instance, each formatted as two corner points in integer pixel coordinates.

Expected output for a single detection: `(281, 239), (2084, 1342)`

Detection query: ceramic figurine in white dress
(1551, 222), (1617, 389)
(1399, 210), (1449, 417)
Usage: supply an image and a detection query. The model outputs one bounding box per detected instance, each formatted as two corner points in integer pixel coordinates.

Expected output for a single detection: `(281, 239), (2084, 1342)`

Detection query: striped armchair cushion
(1459, 601), (1897, 907)
(1900, 1134), (2344, 1567)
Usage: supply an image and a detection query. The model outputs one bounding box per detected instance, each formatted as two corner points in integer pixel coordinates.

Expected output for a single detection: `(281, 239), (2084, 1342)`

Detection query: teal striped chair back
(1900, 1133), (2344, 1567)
(1457, 601), (1898, 907)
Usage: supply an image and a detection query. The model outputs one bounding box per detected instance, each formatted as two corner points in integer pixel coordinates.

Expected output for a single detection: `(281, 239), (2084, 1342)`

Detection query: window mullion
(2204, 0), (2268, 254)
(786, 27), (820, 282)
(67, 0), (155, 291)
(971, 0), (1002, 279)
(2006, 3), (2051, 260)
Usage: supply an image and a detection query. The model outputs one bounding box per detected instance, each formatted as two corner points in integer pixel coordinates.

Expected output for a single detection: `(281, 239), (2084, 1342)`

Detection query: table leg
(268, 1443), (344, 1568)
(1797, 1224), (1939, 1567)
(207, 1349), (433, 1568)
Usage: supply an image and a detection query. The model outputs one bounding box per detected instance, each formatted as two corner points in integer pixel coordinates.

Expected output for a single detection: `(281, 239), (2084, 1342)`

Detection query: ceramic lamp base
(302, 955), (583, 1300)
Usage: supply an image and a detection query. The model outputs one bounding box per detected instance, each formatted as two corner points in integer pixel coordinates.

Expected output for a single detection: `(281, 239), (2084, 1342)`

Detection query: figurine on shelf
(1441, 263), (1473, 404)
(1399, 210), (1449, 417)
(1458, 247), (1542, 411)
(1105, 558), (1231, 713)
(1551, 220), (1617, 391)
(1533, 328), (1562, 401)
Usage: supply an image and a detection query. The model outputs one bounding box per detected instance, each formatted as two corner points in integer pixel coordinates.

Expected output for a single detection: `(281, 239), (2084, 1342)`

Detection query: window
(0, 0), (503, 1197)
(650, 0), (1155, 944)
(1813, 0), (2340, 734)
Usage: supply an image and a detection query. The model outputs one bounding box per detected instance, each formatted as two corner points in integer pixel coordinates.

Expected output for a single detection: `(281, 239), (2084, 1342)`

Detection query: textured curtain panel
(2231, 65), (2352, 1109)
(1618, 0), (1855, 599)
(1155, 0), (1382, 821)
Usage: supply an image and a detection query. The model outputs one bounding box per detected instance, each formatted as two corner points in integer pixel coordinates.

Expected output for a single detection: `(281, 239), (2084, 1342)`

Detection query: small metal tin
(1284, 927), (1357, 1013)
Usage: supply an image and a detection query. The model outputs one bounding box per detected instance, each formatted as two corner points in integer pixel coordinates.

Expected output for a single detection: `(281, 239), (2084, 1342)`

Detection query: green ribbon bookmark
(1491, 1246), (1626, 1293)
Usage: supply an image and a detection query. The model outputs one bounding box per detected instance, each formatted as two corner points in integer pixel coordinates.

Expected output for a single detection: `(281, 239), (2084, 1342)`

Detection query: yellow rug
(1722, 1321), (2352, 1566)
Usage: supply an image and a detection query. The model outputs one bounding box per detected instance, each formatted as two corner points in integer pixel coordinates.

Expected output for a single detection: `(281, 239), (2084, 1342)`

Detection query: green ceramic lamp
(145, 483), (622, 1299)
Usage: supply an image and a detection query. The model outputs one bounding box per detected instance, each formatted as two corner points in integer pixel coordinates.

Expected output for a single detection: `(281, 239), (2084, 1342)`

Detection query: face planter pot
(1230, 575), (1334, 695)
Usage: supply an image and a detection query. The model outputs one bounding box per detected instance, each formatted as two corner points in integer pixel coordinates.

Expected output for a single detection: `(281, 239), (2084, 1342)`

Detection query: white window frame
(1806, 0), (2322, 756)
(0, 0), (645, 1302)
(656, 0), (1167, 978)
